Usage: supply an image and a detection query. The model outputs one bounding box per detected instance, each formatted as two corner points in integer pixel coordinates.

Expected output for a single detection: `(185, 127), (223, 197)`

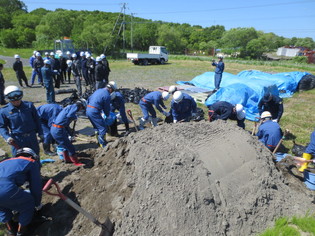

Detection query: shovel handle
(127, 109), (133, 119)
(43, 178), (67, 200)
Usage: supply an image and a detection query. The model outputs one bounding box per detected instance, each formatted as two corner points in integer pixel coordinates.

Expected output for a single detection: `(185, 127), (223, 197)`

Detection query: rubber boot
(298, 153), (312, 172)
(62, 150), (72, 163)
(43, 143), (56, 156)
(5, 220), (17, 236)
(69, 154), (84, 166)
(139, 118), (147, 130)
(151, 117), (158, 127)
(98, 134), (107, 148)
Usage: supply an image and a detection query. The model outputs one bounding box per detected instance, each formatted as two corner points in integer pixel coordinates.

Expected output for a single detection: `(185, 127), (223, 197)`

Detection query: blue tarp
(177, 70), (309, 121)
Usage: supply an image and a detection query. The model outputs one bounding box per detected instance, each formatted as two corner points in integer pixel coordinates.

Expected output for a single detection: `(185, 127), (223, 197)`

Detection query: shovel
(127, 109), (138, 131)
(43, 178), (114, 236)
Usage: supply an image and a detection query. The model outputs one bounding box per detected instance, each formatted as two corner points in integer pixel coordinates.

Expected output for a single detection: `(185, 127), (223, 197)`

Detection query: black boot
(43, 143), (56, 156)
(5, 220), (17, 236)
(16, 224), (28, 236)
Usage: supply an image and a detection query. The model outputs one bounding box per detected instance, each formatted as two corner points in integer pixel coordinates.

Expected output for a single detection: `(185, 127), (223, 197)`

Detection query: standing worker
(50, 102), (85, 166)
(29, 51), (37, 86)
(37, 103), (63, 156)
(207, 101), (246, 129)
(258, 92), (283, 123)
(171, 91), (197, 123)
(51, 52), (61, 88)
(298, 129), (315, 172)
(80, 52), (89, 87)
(13, 55), (31, 88)
(71, 54), (82, 96)
(86, 82), (117, 147)
(139, 91), (170, 129)
(211, 55), (225, 92)
(41, 59), (58, 104)
(100, 54), (110, 84)
(59, 53), (67, 84)
(0, 148), (42, 236)
(66, 51), (72, 83)
(33, 52), (44, 86)
(0, 63), (6, 105)
(0, 86), (43, 156)
(95, 56), (106, 89)
(86, 53), (95, 90)
(256, 111), (283, 152)
(109, 90), (129, 136)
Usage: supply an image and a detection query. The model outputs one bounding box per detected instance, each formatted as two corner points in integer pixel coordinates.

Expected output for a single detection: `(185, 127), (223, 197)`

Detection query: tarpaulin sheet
(176, 70), (309, 121)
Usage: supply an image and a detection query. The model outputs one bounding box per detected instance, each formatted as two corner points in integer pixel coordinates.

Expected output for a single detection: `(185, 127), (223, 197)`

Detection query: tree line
(1, 0), (315, 59)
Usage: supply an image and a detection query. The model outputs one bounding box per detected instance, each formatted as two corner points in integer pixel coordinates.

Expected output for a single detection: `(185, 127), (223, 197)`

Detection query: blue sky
(23, 0), (315, 40)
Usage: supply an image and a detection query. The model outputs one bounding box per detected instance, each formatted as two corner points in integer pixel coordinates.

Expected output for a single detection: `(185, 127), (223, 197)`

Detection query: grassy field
(0, 51), (315, 235)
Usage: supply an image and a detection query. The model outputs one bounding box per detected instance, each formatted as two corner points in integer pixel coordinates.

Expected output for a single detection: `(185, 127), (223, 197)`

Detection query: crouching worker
(256, 111), (283, 152)
(171, 91), (197, 123)
(109, 90), (129, 136)
(0, 147), (42, 236)
(298, 129), (315, 172)
(86, 81), (117, 147)
(139, 91), (170, 129)
(207, 101), (246, 129)
(51, 101), (85, 166)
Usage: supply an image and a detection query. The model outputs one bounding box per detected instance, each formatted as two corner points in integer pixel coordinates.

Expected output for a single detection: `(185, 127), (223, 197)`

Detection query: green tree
(220, 27), (258, 49)
(0, 29), (18, 47)
(157, 24), (186, 53)
(242, 38), (266, 59)
(0, 0), (27, 14)
(131, 22), (158, 51)
(295, 37), (315, 49)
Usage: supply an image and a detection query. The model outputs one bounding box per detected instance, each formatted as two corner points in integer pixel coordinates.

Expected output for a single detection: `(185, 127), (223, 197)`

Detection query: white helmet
(35, 52), (41, 57)
(107, 81), (117, 91)
(96, 56), (101, 62)
(235, 104), (246, 120)
(33, 50), (37, 55)
(50, 52), (55, 56)
(14, 54), (20, 59)
(168, 85), (177, 94)
(100, 54), (106, 59)
(85, 53), (91, 58)
(162, 91), (170, 101)
(217, 55), (223, 59)
(173, 91), (183, 103)
(80, 51), (85, 57)
(66, 51), (71, 55)
(66, 60), (72, 66)
(261, 111), (272, 119)
(16, 147), (39, 161)
(72, 53), (77, 58)
(4, 85), (23, 101)
(45, 52), (49, 56)
(59, 53), (63, 57)
(44, 59), (51, 65)
(110, 91), (116, 100)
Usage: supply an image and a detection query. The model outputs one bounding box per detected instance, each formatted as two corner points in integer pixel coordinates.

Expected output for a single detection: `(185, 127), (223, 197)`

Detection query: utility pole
(122, 3), (126, 53)
(131, 13), (135, 52)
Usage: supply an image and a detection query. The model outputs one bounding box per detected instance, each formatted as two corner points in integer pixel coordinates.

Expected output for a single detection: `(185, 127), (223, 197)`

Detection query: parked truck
(126, 46), (169, 65)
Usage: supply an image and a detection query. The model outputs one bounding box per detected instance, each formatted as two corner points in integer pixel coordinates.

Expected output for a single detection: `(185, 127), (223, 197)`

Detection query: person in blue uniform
(258, 92), (283, 122)
(109, 91), (129, 136)
(86, 82), (117, 147)
(37, 103), (63, 156)
(207, 101), (246, 129)
(13, 55), (31, 88)
(211, 55), (225, 92)
(0, 86), (43, 156)
(256, 111), (283, 151)
(171, 91), (197, 123)
(0, 147), (42, 236)
(139, 91), (170, 129)
(41, 59), (58, 103)
(50, 102), (85, 166)
(298, 129), (315, 172)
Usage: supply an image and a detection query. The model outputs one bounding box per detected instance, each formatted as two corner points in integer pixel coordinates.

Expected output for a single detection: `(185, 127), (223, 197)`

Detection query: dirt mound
(37, 120), (314, 236)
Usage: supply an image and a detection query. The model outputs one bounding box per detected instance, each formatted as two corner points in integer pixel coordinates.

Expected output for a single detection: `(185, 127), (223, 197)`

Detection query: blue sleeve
(102, 96), (111, 117)
(28, 162), (42, 207)
(305, 130), (315, 155)
(171, 102), (179, 121)
(66, 105), (78, 121)
(191, 98), (197, 113)
(118, 98), (128, 124)
(0, 109), (11, 140)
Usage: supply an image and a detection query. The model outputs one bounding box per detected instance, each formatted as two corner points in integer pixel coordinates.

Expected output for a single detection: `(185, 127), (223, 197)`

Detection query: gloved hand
(163, 111), (170, 117)
(90, 65), (94, 69)
(272, 119), (278, 122)
(6, 137), (14, 145)
(173, 120), (177, 123)
(192, 113), (197, 117)
(39, 135), (44, 143)
(53, 70), (58, 73)
(68, 136), (75, 142)
(35, 204), (43, 211)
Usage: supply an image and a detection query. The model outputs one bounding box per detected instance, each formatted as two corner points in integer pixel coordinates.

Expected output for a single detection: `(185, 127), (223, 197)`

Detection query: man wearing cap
(86, 82), (117, 147)
(211, 55), (225, 92)
(13, 55), (31, 88)
(256, 111), (283, 152)
(41, 59), (58, 103)
(207, 101), (246, 129)
(0, 86), (43, 156)
(258, 92), (283, 123)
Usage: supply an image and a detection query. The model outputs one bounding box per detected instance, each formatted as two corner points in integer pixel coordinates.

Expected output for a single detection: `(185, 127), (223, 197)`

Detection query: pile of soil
(37, 120), (314, 236)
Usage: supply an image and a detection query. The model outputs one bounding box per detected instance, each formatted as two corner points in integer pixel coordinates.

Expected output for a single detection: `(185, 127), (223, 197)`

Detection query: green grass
(0, 47), (34, 58)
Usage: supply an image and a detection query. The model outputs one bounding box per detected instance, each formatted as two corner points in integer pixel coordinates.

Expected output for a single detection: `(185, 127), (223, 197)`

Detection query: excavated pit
(36, 120), (314, 236)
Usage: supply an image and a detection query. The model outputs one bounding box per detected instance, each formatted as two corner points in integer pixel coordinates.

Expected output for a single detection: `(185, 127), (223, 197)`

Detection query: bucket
(56, 146), (65, 160)
(303, 170), (315, 190)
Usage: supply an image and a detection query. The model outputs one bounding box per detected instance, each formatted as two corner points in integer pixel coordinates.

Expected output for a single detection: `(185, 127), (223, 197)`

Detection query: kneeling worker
(298, 129), (315, 172)
(171, 91), (197, 123)
(256, 111), (283, 152)
(207, 101), (246, 129)
(0, 148), (42, 236)
(110, 90), (129, 136)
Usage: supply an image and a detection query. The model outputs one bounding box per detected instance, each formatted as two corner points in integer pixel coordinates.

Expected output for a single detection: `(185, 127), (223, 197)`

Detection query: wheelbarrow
(43, 178), (114, 236)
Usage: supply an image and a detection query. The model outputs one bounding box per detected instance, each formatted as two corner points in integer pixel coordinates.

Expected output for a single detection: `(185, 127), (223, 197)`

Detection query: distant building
(276, 47), (301, 57)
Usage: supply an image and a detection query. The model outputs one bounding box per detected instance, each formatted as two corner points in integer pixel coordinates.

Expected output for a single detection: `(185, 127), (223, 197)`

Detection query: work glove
(173, 120), (177, 123)
(163, 111), (170, 117)
(35, 204), (43, 211)
(39, 135), (44, 143)
(192, 113), (197, 117)
(68, 136), (75, 142)
(6, 137), (14, 145)
(272, 119), (278, 122)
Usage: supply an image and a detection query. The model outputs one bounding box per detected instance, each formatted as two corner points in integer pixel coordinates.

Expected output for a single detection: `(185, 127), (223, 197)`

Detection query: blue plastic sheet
(177, 70), (309, 121)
